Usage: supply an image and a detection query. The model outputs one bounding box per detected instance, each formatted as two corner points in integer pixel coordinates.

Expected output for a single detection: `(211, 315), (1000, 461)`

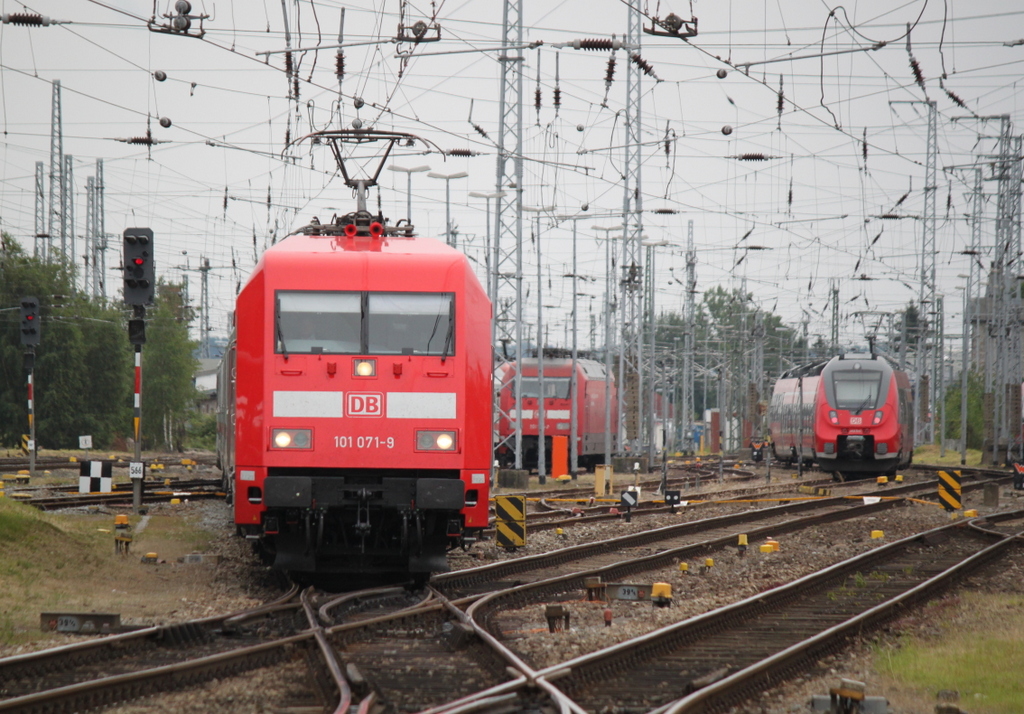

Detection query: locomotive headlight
(828, 410), (839, 425)
(416, 430), (457, 451)
(872, 410), (884, 425)
(354, 359), (376, 377)
(272, 428), (312, 449)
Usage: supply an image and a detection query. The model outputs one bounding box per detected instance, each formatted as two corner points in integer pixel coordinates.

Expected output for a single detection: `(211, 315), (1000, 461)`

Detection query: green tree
(1, 235), (131, 449)
(140, 281), (198, 451)
(942, 370), (985, 450)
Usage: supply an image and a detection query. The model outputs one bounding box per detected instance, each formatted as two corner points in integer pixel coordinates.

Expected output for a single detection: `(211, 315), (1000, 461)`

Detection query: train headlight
(828, 410), (839, 425)
(271, 428), (312, 449)
(416, 430), (457, 451)
(872, 410), (884, 425)
(354, 359), (376, 377)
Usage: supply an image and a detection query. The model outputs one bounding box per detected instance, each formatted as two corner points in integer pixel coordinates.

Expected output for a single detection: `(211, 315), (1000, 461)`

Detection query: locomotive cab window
(368, 293), (454, 356)
(515, 377), (571, 399)
(831, 370), (883, 412)
(275, 290), (453, 356)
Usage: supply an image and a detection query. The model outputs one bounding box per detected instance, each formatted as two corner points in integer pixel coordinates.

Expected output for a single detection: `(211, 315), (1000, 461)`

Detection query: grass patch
(913, 444), (984, 467)
(0, 498), (229, 649)
(876, 592), (1024, 712)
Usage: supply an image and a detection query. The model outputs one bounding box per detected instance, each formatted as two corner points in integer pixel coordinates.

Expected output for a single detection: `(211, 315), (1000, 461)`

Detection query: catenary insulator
(2, 13), (52, 26)
(159, 117), (172, 128)
(154, 70), (167, 82)
(446, 148), (478, 157)
(629, 54), (657, 79)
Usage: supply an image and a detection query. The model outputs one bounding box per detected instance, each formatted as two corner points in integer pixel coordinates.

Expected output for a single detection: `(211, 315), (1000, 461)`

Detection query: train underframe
(242, 469), (478, 585)
(496, 434), (604, 472)
(817, 434), (905, 481)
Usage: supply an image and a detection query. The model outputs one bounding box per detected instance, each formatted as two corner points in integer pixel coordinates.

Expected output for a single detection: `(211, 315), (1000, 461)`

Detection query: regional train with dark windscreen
(217, 207), (491, 586)
(768, 353), (914, 480)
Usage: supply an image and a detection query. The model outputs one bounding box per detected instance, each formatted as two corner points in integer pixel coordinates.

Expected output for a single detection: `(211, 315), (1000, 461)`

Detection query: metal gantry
(46, 79), (64, 264)
(681, 219), (697, 453)
(492, 0), (526, 469)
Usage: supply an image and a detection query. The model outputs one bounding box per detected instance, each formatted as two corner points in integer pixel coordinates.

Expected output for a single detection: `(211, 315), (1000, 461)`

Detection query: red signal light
(133, 257), (144, 266)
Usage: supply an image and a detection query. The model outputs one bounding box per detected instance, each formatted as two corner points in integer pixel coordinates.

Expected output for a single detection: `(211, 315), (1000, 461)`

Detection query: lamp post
(387, 164), (430, 228)
(557, 213), (587, 479)
(593, 224), (623, 470)
(643, 238), (670, 469)
(428, 171), (469, 247)
(469, 191), (505, 300)
(524, 205), (554, 481)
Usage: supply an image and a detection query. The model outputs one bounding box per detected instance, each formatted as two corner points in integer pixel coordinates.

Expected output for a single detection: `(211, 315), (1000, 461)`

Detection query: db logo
(347, 392), (383, 417)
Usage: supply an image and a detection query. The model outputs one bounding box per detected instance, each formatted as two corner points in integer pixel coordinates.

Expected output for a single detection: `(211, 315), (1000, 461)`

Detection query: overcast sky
(2, 0), (1023, 354)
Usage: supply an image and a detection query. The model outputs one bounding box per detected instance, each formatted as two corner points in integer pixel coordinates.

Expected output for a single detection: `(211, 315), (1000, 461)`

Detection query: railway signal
(19, 296), (40, 345)
(123, 228), (155, 307)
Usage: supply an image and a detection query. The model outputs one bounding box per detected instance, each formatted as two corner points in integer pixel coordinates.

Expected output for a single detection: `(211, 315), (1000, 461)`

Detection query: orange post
(551, 436), (569, 479)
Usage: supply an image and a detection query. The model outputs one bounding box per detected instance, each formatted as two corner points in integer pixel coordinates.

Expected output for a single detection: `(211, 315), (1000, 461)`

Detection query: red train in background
(217, 204), (492, 586)
(494, 357), (618, 472)
(768, 353), (914, 480)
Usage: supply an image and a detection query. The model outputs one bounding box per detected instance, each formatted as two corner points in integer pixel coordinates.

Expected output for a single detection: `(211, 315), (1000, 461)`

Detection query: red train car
(494, 357), (618, 471)
(218, 209), (491, 584)
(768, 353), (914, 480)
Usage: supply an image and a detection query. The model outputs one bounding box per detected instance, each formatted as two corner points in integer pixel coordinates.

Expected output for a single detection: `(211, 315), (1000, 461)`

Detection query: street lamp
(592, 225), (623, 469)
(387, 164), (430, 228)
(524, 205), (555, 481)
(428, 171), (469, 247)
(643, 239), (671, 468)
(469, 190), (505, 299)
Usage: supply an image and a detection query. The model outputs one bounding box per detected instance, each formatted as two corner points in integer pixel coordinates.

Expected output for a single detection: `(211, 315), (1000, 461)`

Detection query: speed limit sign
(129, 462), (145, 480)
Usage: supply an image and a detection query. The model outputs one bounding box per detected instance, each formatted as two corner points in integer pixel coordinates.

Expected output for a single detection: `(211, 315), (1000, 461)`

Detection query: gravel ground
(9, 470), (1024, 713)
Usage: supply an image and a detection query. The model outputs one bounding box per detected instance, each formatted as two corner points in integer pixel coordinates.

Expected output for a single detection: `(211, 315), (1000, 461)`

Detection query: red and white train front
(494, 358), (618, 471)
(814, 355), (913, 478)
(227, 216), (491, 582)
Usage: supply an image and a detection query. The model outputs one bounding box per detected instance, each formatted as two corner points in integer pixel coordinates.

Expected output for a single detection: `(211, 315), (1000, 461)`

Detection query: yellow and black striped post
(937, 470), (962, 511)
(494, 495), (526, 549)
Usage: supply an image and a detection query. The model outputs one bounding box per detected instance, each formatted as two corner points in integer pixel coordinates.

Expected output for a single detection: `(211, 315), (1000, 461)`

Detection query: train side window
(367, 293), (454, 355)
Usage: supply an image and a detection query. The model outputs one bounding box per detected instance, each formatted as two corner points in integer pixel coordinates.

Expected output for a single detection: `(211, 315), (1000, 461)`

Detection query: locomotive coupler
(354, 488), (373, 552)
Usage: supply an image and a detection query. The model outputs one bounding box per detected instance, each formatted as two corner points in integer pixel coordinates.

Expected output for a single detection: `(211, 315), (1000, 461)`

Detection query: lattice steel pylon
(46, 79), (64, 264)
(34, 162), (46, 258)
(681, 219), (696, 452)
(85, 175), (96, 296)
(619, 1), (645, 456)
(891, 99), (937, 445)
(492, 0), (526, 469)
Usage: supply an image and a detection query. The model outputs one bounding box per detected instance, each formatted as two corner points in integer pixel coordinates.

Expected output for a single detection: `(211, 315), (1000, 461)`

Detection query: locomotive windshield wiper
(440, 298), (454, 364)
(276, 299), (289, 361)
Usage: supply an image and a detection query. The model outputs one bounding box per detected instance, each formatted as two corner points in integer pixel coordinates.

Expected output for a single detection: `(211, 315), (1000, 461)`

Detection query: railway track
(557, 514), (1024, 714)
(0, 585), (308, 713)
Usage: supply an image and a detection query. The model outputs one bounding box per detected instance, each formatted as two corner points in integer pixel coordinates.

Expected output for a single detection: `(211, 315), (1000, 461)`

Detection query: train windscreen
(514, 377), (571, 399)
(277, 291), (361, 354)
(276, 291), (453, 355)
(831, 370), (883, 412)
(367, 293), (453, 355)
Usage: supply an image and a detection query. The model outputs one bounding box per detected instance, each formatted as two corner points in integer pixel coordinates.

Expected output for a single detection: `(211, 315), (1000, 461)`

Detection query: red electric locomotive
(494, 357), (618, 471)
(768, 353), (914, 480)
(218, 205), (491, 585)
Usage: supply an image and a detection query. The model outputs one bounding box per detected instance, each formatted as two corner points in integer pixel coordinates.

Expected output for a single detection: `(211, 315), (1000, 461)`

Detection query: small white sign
(79, 435), (93, 449)
(129, 462), (145, 480)
(26, 439), (35, 451)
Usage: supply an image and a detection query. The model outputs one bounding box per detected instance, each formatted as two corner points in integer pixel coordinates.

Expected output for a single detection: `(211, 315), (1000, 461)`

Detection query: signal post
(123, 228), (155, 514)
(20, 297), (40, 477)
